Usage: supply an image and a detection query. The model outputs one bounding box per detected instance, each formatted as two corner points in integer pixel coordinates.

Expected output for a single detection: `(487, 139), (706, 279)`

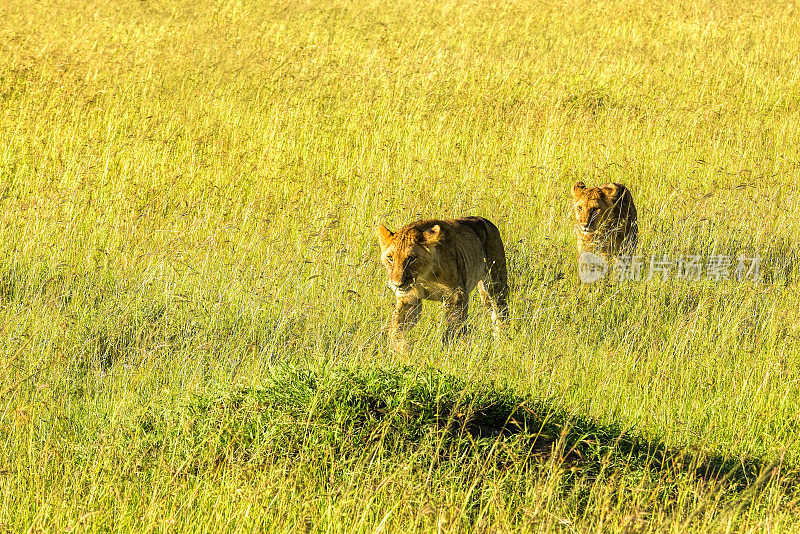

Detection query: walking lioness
(376, 217), (509, 353)
(572, 181), (638, 258)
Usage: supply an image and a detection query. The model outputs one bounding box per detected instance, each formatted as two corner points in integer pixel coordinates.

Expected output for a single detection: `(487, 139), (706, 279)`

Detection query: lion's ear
(422, 224), (441, 246)
(572, 181), (587, 198)
(600, 183), (623, 203)
(376, 224), (393, 250)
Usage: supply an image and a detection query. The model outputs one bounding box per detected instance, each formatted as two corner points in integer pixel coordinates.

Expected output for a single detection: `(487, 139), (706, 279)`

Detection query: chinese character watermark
(578, 252), (761, 284)
(578, 251), (608, 283)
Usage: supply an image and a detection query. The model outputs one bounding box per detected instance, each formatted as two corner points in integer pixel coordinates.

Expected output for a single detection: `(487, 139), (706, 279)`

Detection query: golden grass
(2, 0), (800, 531)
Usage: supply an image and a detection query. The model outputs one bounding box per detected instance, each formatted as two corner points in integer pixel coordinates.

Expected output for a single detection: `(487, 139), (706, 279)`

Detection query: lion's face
(376, 224), (440, 295)
(572, 182), (614, 234)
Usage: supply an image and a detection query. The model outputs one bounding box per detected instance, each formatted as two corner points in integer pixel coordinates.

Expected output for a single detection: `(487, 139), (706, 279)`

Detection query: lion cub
(572, 181), (638, 259)
(376, 216), (509, 353)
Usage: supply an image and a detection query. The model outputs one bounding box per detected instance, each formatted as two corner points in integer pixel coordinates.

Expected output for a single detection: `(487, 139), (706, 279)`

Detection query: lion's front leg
(388, 297), (422, 354)
(442, 289), (469, 343)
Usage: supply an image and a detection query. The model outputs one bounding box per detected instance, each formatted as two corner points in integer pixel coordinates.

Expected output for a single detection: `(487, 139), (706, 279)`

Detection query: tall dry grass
(2, 0), (800, 531)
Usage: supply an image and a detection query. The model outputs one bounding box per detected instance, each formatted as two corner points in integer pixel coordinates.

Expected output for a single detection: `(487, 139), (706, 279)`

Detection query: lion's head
(375, 222), (441, 295)
(572, 181), (622, 234)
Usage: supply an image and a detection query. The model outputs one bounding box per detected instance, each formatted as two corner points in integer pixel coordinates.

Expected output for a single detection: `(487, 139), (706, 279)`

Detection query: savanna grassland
(2, 0), (800, 531)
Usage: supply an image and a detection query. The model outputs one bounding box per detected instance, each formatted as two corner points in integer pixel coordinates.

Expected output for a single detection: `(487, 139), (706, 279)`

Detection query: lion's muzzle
(388, 280), (415, 295)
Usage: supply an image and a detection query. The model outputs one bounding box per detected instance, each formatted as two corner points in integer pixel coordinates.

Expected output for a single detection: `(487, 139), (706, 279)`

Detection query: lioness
(376, 216), (509, 353)
(572, 181), (638, 258)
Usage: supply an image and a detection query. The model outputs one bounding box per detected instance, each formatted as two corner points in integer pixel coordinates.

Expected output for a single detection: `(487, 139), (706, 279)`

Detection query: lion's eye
(386, 255), (393, 264)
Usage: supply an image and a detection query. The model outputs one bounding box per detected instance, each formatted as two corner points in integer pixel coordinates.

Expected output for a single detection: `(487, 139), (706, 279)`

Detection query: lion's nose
(390, 277), (406, 289)
(391, 277), (413, 291)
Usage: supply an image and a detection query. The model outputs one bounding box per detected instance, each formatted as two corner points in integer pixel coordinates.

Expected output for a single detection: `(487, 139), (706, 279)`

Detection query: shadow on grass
(171, 365), (788, 495)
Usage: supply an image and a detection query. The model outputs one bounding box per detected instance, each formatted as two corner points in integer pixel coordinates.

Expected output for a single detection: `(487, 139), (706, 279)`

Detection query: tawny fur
(572, 181), (638, 258)
(376, 217), (509, 353)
